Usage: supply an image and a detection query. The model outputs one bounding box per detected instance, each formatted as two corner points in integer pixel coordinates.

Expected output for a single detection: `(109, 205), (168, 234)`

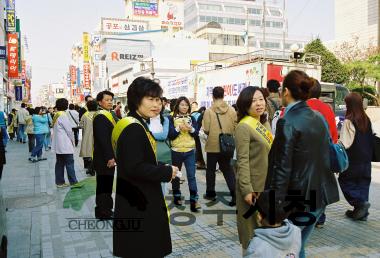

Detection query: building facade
(335, 0), (380, 47)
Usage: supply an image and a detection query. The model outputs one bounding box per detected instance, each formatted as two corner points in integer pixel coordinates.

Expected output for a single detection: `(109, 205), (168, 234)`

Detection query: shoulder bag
(215, 111), (235, 157)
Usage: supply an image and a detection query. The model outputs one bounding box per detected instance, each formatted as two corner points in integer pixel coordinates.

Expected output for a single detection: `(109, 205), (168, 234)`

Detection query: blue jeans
(1, 126), (8, 147)
(55, 154), (78, 185)
(18, 124), (27, 142)
(31, 134), (46, 158)
(44, 131), (51, 149)
(171, 150), (198, 201)
(290, 207), (325, 258)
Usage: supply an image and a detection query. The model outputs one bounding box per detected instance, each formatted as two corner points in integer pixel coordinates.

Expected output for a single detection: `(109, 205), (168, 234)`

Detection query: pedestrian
(67, 104), (80, 147)
(43, 107), (53, 151)
(306, 79), (339, 228)
(25, 108), (35, 153)
(194, 106), (206, 169)
(0, 110), (8, 149)
(0, 127), (6, 180)
(114, 101), (122, 119)
(266, 79), (282, 126)
(79, 95), (93, 120)
(16, 103), (29, 143)
(235, 86), (273, 254)
(191, 102), (199, 119)
(261, 70), (339, 258)
(339, 92), (373, 221)
(202, 86), (237, 206)
(51, 98), (82, 189)
(162, 97), (171, 117)
(29, 107), (50, 162)
(7, 109), (17, 140)
(245, 196), (302, 258)
(168, 96), (201, 212)
(93, 90), (117, 220)
(112, 77), (178, 258)
(148, 99), (171, 195)
(79, 100), (97, 176)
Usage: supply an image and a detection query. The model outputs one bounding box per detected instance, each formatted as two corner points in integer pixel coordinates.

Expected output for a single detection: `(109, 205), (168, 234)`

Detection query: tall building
(184, 0), (307, 60)
(335, 0), (380, 47)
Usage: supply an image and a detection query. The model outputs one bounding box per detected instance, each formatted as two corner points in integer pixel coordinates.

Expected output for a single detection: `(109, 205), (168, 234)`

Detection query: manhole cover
(5, 193), (55, 209)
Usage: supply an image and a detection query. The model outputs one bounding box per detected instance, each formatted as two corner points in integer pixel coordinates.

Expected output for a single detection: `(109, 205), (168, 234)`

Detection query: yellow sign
(83, 32), (90, 63)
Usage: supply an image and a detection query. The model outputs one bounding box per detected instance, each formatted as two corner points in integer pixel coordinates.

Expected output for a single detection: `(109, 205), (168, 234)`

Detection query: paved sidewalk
(1, 140), (380, 258)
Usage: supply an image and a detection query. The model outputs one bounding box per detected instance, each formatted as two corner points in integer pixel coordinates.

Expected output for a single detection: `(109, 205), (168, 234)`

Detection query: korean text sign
(7, 33), (18, 78)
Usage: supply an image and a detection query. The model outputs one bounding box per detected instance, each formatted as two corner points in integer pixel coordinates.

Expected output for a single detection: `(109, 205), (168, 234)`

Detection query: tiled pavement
(1, 140), (380, 258)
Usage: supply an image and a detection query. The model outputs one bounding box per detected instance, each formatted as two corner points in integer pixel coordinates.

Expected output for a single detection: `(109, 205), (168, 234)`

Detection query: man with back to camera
(93, 90), (117, 220)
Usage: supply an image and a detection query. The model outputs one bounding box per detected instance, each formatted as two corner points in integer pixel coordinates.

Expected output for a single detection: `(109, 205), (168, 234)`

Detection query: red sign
(83, 63), (91, 89)
(267, 64), (285, 83)
(7, 33), (18, 78)
(21, 61), (26, 80)
(70, 65), (76, 87)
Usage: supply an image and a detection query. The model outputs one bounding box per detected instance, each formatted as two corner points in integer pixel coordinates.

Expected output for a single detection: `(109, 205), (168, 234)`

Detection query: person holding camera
(29, 107), (50, 162)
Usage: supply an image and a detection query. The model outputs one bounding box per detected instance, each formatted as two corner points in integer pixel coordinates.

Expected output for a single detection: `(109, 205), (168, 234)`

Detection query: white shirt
(52, 113), (75, 154)
(149, 115), (163, 134)
(66, 110), (80, 129)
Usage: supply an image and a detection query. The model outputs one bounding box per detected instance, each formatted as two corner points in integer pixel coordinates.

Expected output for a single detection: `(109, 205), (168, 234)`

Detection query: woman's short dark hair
(308, 79), (321, 99)
(69, 104), (75, 110)
(212, 87), (224, 99)
(34, 106), (42, 114)
(28, 108), (35, 115)
(127, 77), (163, 113)
(96, 90), (114, 102)
(267, 79), (281, 93)
(56, 98), (69, 111)
(198, 106), (206, 113)
(236, 86), (267, 124)
(282, 70), (314, 101)
(173, 96), (191, 117)
(170, 99), (177, 112)
(86, 100), (98, 112)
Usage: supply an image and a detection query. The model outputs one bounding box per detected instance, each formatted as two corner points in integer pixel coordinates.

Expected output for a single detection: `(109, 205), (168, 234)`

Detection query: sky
(15, 0), (334, 103)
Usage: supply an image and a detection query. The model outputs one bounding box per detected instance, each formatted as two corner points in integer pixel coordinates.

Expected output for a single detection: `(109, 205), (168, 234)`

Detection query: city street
(1, 130), (380, 258)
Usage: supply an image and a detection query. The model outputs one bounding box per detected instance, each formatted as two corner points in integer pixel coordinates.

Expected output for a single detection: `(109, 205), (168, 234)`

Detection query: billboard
(6, 10), (16, 32)
(161, 1), (184, 27)
(197, 63), (262, 108)
(7, 33), (19, 78)
(83, 63), (91, 89)
(101, 18), (148, 34)
(133, 0), (159, 16)
(82, 32), (90, 63)
(267, 63), (322, 83)
(165, 73), (195, 99)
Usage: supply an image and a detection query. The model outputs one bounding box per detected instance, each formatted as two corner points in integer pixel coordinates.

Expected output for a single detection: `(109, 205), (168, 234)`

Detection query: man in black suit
(93, 91), (116, 219)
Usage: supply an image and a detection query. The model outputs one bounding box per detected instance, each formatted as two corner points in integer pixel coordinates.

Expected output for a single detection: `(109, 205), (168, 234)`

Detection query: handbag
(156, 140), (172, 165)
(372, 134), (380, 162)
(68, 111), (80, 129)
(319, 115), (349, 173)
(215, 112), (235, 157)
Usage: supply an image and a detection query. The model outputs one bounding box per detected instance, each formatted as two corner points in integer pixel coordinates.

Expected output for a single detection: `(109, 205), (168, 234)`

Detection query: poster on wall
(161, 1), (184, 27)
(197, 63), (262, 108)
(133, 0), (159, 16)
(165, 73), (195, 99)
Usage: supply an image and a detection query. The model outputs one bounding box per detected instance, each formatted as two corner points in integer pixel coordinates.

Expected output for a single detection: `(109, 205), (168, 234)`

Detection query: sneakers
(38, 157), (47, 161)
(28, 157), (38, 163)
(56, 183), (69, 188)
(173, 196), (183, 206)
(70, 182), (84, 189)
(203, 194), (217, 201)
(352, 202), (370, 220)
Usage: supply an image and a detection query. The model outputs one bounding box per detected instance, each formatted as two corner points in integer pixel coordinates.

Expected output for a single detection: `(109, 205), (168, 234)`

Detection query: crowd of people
(0, 70), (375, 258)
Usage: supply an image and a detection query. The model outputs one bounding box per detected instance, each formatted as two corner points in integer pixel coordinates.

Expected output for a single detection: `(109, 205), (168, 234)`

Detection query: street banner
(70, 65), (76, 87)
(7, 33), (19, 78)
(15, 85), (22, 101)
(6, 10), (16, 32)
(83, 32), (90, 63)
(101, 18), (148, 34)
(165, 73), (196, 99)
(76, 67), (81, 87)
(66, 72), (71, 88)
(0, 46), (6, 59)
(83, 63), (91, 89)
(98, 61), (106, 79)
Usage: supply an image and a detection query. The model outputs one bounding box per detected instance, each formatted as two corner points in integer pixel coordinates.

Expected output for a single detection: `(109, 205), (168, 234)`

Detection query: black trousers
(95, 167), (115, 216)
(27, 134), (35, 153)
(205, 152), (236, 197)
(72, 128), (79, 147)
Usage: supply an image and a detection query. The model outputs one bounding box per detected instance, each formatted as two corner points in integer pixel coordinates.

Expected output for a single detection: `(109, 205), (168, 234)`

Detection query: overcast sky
(15, 0), (334, 103)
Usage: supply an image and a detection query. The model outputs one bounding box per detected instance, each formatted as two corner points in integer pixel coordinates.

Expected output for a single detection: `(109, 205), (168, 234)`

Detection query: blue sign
(77, 68), (81, 87)
(0, 47), (6, 60)
(15, 85), (22, 101)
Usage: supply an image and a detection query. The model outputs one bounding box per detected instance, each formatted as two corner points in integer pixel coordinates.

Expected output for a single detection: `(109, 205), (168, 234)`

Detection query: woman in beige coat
(235, 86), (274, 255)
(79, 100), (97, 176)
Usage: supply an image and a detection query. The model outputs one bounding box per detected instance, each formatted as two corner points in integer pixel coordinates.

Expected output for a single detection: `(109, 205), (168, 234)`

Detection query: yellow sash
(52, 111), (66, 126)
(83, 111), (95, 121)
(94, 109), (116, 126)
(111, 116), (170, 220)
(240, 116), (273, 148)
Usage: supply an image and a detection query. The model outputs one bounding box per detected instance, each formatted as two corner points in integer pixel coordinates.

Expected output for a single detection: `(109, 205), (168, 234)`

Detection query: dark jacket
(113, 112), (172, 258)
(93, 111), (115, 172)
(263, 101), (339, 214)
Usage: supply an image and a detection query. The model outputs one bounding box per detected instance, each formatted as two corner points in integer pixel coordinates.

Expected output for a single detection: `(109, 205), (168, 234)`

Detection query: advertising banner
(7, 33), (18, 78)
(83, 63), (91, 89)
(161, 1), (184, 27)
(267, 63), (322, 83)
(98, 61), (107, 79)
(83, 32), (90, 63)
(76, 67), (81, 87)
(66, 72), (71, 88)
(6, 0), (15, 9)
(101, 18), (148, 34)
(0, 46), (6, 60)
(6, 10), (15, 32)
(70, 65), (76, 87)
(133, 0), (159, 16)
(165, 73), (195, 99)
(197, 63), (262, 108)
(15, 85), (22, 101)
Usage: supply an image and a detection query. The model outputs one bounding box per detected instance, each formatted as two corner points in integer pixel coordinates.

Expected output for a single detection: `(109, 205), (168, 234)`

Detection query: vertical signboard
(6, 0), (16, 32)
(21, 60), (26, 85)
(7, 33), (19, 78)
(70, 65), (77, 88)
(83, 32), (90, 63)
(83, 63), (91, 89)
(98, 61), (107, 79)
(76, 67), (81, 87)
(15, 85), (22, 101)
